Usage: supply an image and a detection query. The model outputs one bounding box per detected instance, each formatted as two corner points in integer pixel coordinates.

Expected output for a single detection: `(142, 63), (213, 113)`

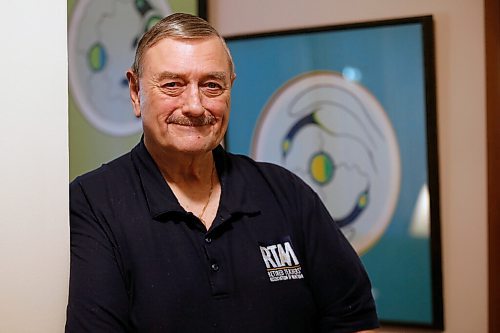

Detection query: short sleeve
(300, 187), (379, 332)
(65, 180), (132, 332)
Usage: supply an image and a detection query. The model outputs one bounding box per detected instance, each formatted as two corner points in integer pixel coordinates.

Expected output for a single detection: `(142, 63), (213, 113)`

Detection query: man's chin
(169, 139), (220, 155)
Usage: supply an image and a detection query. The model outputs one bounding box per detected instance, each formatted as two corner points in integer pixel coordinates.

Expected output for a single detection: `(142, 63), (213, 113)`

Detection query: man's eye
(207, 82), (222, 89)
(163, 82), (178, 88)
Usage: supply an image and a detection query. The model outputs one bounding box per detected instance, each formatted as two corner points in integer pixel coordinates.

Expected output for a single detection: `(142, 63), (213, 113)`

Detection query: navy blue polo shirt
(66, 140), (378, 332)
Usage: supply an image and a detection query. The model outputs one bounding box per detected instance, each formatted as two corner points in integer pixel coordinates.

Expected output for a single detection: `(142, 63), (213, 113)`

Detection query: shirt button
(211, 263), (219, 271)
(205, 237), (212, 244)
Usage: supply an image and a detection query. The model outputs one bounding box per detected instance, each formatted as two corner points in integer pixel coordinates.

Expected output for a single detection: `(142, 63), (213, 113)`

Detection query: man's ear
(126, 69), (141, 118)
(230, 72), (237, 87)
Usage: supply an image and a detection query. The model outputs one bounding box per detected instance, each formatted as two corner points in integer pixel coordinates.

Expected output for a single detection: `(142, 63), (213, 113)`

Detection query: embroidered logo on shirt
(259, 237), (304, 282)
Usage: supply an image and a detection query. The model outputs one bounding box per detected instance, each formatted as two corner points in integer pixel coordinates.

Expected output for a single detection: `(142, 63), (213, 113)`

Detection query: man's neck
(144, 139), (215, 185)
(144, 139), (221, 230)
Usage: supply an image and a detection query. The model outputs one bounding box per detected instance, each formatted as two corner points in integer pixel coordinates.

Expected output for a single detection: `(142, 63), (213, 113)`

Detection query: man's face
(128, 37), (234, 156)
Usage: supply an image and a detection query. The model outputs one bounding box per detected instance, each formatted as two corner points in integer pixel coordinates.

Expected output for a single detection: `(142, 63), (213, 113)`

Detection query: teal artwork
(226, 16), (443, 329)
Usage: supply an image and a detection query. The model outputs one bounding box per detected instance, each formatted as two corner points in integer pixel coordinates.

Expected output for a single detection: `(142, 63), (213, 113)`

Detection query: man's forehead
(142, 37), (232, 77)
(152, 70), (229, 81)
(148, 36), (225, 54)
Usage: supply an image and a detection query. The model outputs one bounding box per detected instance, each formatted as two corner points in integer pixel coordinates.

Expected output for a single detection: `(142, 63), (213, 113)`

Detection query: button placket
(202, 232), (229, 296)
(204, 234), (218, 271)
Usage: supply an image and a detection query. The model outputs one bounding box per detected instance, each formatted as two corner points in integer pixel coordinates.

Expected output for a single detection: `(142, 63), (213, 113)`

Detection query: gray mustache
(167, 115), (216, 126)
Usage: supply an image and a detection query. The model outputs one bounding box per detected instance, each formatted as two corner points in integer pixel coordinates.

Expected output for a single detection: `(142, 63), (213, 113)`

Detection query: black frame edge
(198, 0), (207, 20)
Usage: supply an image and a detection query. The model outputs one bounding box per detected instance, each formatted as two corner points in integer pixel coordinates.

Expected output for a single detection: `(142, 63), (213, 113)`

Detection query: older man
(66, 13), (379, 332)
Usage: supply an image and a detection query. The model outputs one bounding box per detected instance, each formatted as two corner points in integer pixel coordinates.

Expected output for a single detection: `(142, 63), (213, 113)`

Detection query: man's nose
(182, 84), (205, 116)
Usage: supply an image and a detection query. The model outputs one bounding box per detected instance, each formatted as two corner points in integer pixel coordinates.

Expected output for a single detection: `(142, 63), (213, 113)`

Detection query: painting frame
(224, 16), (444, 329)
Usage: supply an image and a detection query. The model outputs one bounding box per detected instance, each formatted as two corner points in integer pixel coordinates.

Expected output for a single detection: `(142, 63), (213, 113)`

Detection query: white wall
(209, 1), (488, 332)
(0, 1), (69, 332)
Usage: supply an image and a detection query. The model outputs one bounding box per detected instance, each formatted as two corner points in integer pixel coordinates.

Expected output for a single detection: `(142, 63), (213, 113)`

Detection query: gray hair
(131, 13), (234, 78)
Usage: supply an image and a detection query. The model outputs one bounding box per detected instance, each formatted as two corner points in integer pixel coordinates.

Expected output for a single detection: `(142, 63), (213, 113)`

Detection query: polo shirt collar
(131, 139), (260, 220)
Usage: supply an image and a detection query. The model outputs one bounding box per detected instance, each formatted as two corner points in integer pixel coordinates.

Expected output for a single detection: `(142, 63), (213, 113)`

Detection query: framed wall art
(67, 0), (206, 180)
(225, 16), (443, 329)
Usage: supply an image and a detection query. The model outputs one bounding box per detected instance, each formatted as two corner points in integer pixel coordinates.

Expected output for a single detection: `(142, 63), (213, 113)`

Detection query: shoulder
(226, 151), (298, 178)
(69, 150), (141, 224)
(70, 151), (134, 194)
(224, 151), (316, 199)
